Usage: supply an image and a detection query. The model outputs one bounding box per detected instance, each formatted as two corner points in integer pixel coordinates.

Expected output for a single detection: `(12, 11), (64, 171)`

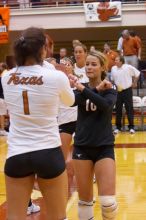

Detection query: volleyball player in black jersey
(69, 50), (118, 220)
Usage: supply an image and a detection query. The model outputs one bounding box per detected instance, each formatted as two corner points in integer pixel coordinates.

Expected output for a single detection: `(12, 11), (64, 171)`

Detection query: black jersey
(74, 85), (117, 147)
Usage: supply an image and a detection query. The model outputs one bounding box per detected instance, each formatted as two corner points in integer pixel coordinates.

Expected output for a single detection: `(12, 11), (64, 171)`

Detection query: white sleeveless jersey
(43, 60), (55, 70)
(58, 64), (89, 125)
(74, 63), (89, 83)
(43, 61), (77, 126)
(58, 101), (77, 126)
(2, 65), (75, 158)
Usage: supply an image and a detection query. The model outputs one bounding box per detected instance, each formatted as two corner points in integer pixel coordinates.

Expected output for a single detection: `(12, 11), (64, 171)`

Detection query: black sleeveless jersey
(73, 85), (117, 147)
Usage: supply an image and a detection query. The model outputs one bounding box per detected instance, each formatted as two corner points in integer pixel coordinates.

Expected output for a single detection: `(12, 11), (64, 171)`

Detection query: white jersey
(111, 64), (140, 90)
(74, 63), (89, 83)
(58, 100), (77, 126)
(43, 60), (55, 70)
(43, 60), (77, 126)
(117, 36), (123, 52)
(58, 64), (89, 125)
(2, 65), (75, 158)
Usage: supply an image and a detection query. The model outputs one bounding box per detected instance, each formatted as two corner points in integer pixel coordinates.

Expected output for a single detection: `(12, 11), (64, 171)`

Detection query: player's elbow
(62, 94), (75, 107)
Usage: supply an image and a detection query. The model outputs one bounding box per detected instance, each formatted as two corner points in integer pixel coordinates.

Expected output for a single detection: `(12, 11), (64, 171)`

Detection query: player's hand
(68, 74), (85, 91)
(68, 74), (78, 88)
(96, 79), (112, 91)
(75, 82), (85, 91)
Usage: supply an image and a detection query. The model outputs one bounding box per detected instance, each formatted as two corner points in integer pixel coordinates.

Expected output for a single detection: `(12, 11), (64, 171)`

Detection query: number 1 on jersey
(22, 91), (30, 115)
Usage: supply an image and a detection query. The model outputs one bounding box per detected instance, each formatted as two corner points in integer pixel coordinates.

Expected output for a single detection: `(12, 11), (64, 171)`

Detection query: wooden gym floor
(1, 132), (146, 220)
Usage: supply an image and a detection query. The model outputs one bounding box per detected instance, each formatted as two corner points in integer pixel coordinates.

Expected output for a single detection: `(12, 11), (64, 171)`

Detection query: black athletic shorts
(4, 147), (65, 179)
(73, 145), (115, 164)
(59, 121), (76, 135)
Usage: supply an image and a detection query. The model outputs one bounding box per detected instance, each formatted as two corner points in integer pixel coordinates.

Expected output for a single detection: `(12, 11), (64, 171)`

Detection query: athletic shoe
(129, 129), (135, 134)
(113, 129), (120, 135)
(27, 203), (40, 215)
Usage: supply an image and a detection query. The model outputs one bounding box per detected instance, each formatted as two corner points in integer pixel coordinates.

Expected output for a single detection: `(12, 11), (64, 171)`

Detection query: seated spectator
(70, 1), (81, 5)
(90, 45), (96, 52)
(57, 48), (67, 63)
(31, 0), (41, 7)
(17, 0), (30, 9)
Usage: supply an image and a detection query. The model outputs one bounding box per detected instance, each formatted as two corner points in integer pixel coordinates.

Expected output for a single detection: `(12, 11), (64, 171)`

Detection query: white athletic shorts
(0, 98), (7, 115)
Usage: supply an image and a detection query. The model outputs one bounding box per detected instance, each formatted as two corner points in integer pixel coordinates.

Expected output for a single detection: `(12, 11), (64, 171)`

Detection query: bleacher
(0, 0), (145, 9)
(53, 39), (146, 60)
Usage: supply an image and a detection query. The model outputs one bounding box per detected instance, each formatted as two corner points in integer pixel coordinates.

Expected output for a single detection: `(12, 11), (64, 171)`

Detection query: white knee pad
(78, 200), (94, 220)
(99, 196), (118, 220)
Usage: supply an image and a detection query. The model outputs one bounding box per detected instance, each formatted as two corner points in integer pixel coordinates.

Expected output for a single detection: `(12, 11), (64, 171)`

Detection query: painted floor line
(67, 191), (78, 213)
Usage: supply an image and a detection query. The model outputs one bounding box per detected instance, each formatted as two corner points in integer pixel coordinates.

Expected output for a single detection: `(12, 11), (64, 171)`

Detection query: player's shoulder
(43, 60), (55, 70)
(54, 69), (68, 80)
(1, 67), (16, 80)
(43, 68), (69, 87)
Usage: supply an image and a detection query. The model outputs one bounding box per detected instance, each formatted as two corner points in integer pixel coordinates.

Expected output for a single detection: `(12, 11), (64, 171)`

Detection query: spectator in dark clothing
(31, 0), (41, 7)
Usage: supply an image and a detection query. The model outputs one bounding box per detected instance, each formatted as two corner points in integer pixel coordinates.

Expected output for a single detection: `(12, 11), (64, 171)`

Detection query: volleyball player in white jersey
(58, 57), (77, 160)
(56, 57), (77, 197)
(2, 27), (74, 220)
(58, 55), (89, 157)
(74, 44), (89, 83)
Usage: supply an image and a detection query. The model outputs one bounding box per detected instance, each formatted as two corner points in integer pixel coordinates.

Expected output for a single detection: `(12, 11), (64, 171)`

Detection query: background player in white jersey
(74, 43), (89, 83)
(2, 27), (74, 220)
(57, 57), (77, 197)
(69, 50), (118, 220)
(58, 57), (77, 160)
